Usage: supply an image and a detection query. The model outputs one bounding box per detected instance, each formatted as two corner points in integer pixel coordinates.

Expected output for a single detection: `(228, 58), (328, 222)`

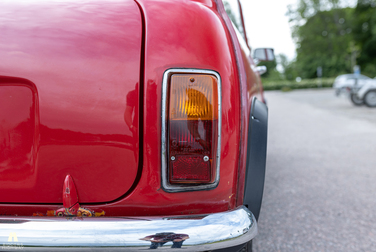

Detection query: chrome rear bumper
(0, 206), (257, 251)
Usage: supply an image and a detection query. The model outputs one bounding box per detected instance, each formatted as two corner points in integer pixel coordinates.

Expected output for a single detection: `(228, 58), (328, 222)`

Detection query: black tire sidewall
(350, 93), (364, 106)
(364, 90), (376, 107)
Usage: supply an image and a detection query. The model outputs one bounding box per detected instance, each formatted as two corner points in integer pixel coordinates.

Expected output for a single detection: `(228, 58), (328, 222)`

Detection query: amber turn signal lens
(169, 74), (218, 121)
(168, 74), (219, 184)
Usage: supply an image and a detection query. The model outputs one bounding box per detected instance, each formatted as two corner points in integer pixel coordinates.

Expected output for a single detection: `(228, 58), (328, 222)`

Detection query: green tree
(288, 0), (355, 78)
(278, 54), (299, 80)
(258, 60), (277, 79)
(353, 0), (376, 77)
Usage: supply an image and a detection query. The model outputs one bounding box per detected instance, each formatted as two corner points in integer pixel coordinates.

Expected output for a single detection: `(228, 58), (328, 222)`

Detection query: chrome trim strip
(0, 206), (256, 251)
(161, 68), (222, 192)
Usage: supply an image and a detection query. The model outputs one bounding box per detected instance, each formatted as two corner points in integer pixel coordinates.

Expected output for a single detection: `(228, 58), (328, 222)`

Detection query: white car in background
(357, 82), (376, 107)
(333, 74), (375, 105)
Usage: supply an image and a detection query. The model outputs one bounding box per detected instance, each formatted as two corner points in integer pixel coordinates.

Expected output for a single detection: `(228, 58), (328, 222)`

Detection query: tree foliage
(278, 54), (299, 80)
(353, 0), (376, 76)
(288, 0), (355, 78)
(297, 8), (354, 78)
(257, 60), (277, 78)
(263, 0), (376, 81)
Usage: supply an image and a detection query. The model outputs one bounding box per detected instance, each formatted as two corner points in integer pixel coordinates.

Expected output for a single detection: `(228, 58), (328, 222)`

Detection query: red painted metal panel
(0, 0), (142, 203)
(0, 0), (252, 216)
(0, 84), (36, 192)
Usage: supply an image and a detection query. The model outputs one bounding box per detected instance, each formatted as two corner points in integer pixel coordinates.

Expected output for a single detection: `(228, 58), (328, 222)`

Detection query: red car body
(0, 0), (269, 250)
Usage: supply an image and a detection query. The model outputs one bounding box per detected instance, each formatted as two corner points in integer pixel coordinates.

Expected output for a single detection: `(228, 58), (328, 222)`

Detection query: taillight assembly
(162, 69), (221, 192)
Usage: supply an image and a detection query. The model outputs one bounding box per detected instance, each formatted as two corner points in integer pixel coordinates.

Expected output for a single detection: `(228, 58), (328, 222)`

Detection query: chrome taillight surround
(161, 69), (222, 192)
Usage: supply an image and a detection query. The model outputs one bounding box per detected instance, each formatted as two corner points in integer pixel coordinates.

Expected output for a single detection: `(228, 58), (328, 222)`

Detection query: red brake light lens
(168, 74), (218, 184)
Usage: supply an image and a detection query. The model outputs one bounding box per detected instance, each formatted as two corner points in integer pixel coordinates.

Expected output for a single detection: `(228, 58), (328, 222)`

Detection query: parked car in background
(0, 0), (273, 250)
(333, 74), (375, 105)
(356, 81), (376, 107)
(333, 74), (372, 94)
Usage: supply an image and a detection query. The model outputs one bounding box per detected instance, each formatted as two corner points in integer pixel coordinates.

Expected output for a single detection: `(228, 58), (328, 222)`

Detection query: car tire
(350, 93), (364, 106)
(248, 240), (253, 252)
(364, 90), (376, 107)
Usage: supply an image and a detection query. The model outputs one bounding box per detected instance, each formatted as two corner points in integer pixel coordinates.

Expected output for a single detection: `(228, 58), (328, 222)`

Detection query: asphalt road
(253, 89), (376, 252)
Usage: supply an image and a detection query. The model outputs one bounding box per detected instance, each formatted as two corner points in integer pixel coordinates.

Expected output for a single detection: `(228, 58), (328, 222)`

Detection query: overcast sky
(241, 0), (357, 62)
(241, 0), (298, 61)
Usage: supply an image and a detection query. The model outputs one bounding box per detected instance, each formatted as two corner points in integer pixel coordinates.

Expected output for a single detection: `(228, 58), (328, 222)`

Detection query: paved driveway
(254, 89), (376, 252)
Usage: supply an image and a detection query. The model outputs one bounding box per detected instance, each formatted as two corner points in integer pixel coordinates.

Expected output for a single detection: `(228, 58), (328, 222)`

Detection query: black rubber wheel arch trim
(243, 97), (268, 221)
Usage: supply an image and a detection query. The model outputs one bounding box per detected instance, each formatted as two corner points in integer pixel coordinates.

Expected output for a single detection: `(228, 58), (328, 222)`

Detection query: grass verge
(262, 78), (335, 91)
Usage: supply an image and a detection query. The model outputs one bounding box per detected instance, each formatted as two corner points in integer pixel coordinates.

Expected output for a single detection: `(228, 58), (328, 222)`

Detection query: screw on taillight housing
(161, 69), (222, 192)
